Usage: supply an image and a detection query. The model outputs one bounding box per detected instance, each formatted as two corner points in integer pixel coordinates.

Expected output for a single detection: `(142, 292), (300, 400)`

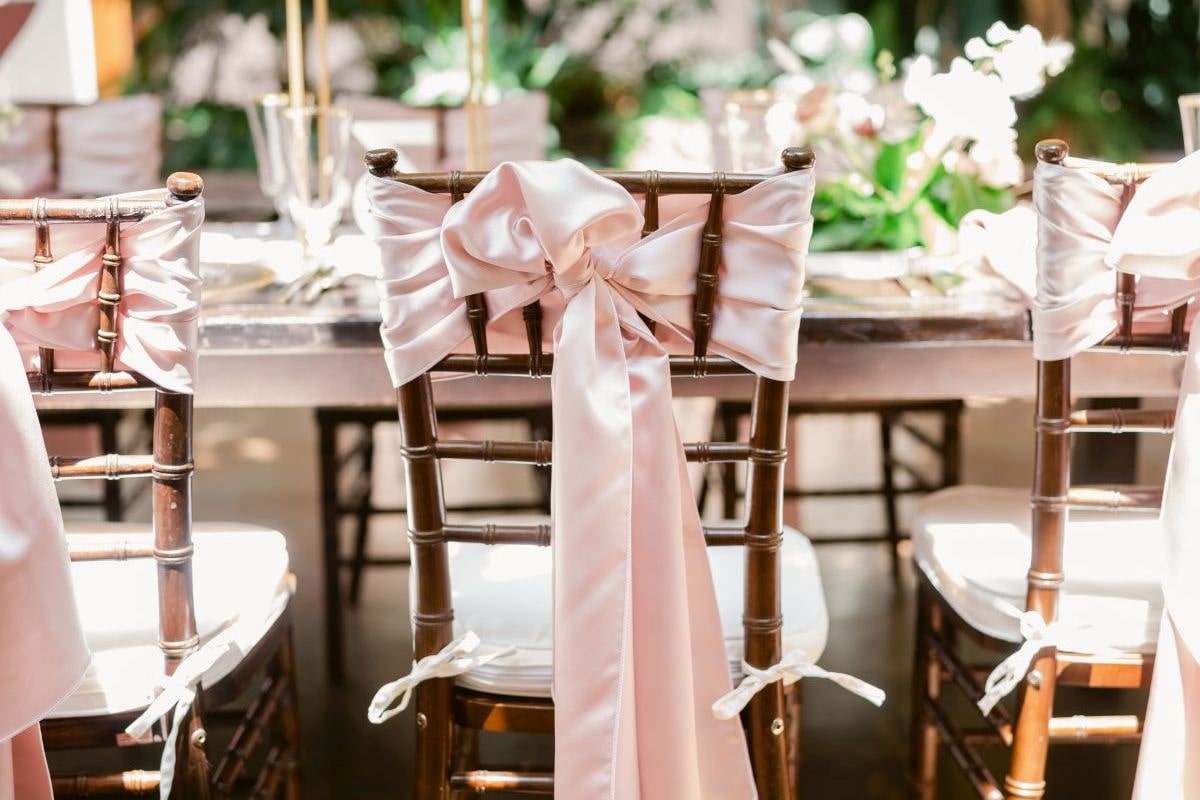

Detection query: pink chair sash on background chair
(366, 159), (816, 797)
(0, 189), (202, 800)
(0, 95), (162, 199)
(994, 151), (1200, 796)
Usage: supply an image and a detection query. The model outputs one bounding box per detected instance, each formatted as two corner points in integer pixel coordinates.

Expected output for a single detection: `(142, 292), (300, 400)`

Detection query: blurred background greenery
(128, 0), (1198, 174)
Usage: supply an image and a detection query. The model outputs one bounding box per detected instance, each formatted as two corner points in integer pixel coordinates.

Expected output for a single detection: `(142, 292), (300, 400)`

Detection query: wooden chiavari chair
(366, 148), (838, 797)
(316, 403), (551, 685)
(3, 175), (302, 798)
(909, 140), (1179, 800)
(706, 398), (963, 577)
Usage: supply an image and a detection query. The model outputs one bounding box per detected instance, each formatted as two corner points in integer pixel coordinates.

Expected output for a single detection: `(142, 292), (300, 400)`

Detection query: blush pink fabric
(1032, 152), (1200, 797)
(56, 95), (163, 198)
(0, 189), (202, 800)
(367, 160), (813, 798)
(0, 96), (162, 199)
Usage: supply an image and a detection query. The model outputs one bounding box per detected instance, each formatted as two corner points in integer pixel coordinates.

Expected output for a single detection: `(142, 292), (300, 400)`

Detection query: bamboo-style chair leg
(348, 421), (376, 606)
(100, 411), (124, 521)
(450, 726), (480, 800)
(528, 408), (553, 512)
(910, 584), (941, 800)
(274, 631), (303, 800)
(879, 412), (901, 579)
(415, 681), (455, 800)
(316, 412), (346, 685)
(719, 403), (741, 518)
(179, 692), (213, 800)
(1003, 650), (1056, 800)
(785, 683), (802, 791)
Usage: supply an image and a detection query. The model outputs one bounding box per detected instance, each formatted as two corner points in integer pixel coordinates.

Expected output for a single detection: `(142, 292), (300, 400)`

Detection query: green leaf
(944, 173), (1014, 225)
(874, 139), (911, 194)
(810, 217), (877, 252)
(527, 43), (569, 89)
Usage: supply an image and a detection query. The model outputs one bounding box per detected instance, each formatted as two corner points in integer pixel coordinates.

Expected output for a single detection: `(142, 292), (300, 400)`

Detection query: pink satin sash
(367, 160), (813, 797)
(0, 96), (162, 199)
(0, 189), (202, 800)
(1033, 152), (1200, 796)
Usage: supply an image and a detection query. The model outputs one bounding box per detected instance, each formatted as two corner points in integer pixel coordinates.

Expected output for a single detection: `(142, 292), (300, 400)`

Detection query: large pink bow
(0, 190), (202, 800)
(1033, 152), (1200, 797)
(368, 160), (812, 798)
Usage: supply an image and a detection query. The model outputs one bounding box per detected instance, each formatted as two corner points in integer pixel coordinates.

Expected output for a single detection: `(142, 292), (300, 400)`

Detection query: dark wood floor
(69, 407), (1145, 798)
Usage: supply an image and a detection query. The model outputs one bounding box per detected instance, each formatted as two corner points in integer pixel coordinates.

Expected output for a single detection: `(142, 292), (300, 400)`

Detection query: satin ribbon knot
(712, 649), (886, 720)
(125, 628), (241, 800)
(546, 251), (617, 299)
(977, 609), (1062, 715)
(368, 632), (515, 724)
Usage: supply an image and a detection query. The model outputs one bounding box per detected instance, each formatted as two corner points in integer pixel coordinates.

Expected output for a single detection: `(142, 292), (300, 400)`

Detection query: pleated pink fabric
(1032, 152), (1200, 797)
(0, 189), (202, 800)
(367, 160), (813, 798)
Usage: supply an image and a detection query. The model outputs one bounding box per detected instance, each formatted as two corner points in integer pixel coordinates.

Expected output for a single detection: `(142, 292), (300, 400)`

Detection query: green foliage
(134, 1), (1200, 184)
(810, 134), (1013, 252)
(133, 0), (711, 171)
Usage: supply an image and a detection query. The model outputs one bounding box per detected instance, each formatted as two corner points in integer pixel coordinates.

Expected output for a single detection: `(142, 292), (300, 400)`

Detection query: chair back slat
(446, 170), (490, 358)
(522, 302), (545, 376)
(639, 170), (661, 334)
(641, 170), (660, 238)
(692, 174), (725, 364)
(97, 203), (122, 374)
(1170, 303), (1188, 351)
(33, 197), (56, 383)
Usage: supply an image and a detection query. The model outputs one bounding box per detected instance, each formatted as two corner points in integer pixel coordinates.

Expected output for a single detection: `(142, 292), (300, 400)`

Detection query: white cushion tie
(977, 608), (1061, 715)
(368, 632), (516, 724)
(711, 649), (886, 721)
(977, 601), (1118, 715)
(123, 625), (242, 800)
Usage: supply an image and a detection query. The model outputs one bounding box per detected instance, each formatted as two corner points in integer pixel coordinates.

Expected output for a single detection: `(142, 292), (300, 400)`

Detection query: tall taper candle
(313, 0), (331, 110)
(285, 0), (305, 108)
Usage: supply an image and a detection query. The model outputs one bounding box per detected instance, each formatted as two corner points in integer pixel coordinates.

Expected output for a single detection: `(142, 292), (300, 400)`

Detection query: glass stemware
(244, 93), (303, 219)
(1179, 94), (1200, 154)
(274, 105), (353, 254)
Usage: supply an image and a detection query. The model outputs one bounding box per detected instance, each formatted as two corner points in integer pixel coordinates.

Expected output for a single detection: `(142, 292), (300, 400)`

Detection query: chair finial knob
(781, 147), (815, 172)
(166, 172), (204, 201)
(1035, 139), (1069, 164)
(366, 148), (399, 177)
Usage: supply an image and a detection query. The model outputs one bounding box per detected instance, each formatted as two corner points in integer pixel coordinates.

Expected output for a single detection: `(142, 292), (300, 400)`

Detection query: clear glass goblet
(244, 93), (301, 219)
(274, 105), (353, 254)
(1179, 94), (1200, 154)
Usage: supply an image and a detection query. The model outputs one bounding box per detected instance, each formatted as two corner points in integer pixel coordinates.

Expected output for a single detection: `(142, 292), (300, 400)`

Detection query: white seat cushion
(913, 486), (1164, 653)
(49, 522), (292, 718)
(444, 523), (828, 697)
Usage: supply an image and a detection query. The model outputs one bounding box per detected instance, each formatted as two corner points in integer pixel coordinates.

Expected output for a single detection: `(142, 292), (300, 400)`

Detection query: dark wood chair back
(1002, 139), (1182, 791)
(366, 147), (814, 797)
(1028, 139), (1178, 645)
(3, 173), (206, 778)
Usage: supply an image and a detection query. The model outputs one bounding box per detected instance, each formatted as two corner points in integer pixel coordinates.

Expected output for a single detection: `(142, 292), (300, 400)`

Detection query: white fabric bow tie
(712, 648), (886, 720)
(368, 632), (515, 724)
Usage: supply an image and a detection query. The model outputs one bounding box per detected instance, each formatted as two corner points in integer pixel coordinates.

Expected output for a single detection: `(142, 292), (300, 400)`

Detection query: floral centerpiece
(763, 16), (1073, 252)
